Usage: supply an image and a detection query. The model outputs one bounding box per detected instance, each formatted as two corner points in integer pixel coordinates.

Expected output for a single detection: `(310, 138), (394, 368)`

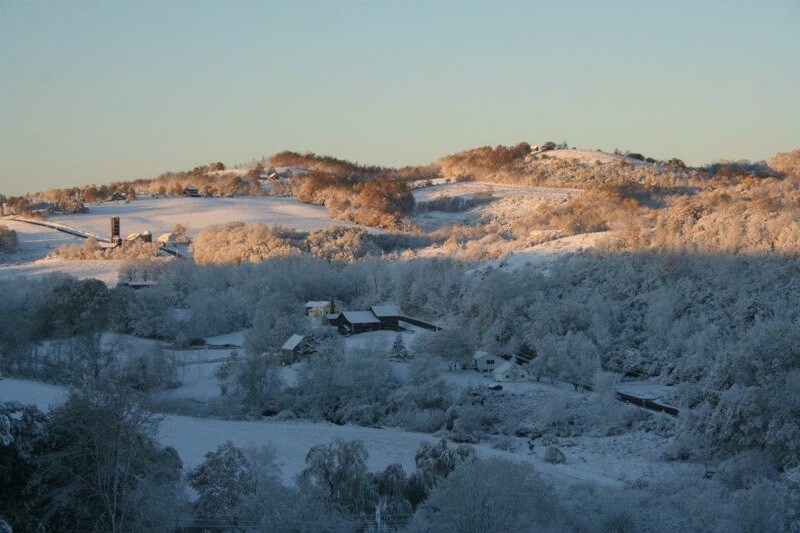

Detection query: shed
(473, 351), (502, 373)
(336, 311), (382, 335)
(493, 361), (529, 382)
(281, 334), (307, 365)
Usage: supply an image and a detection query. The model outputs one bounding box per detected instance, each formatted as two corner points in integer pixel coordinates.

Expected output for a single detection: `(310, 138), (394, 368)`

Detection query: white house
(493, 360), (529, 382)
(473, 351), (501, 373)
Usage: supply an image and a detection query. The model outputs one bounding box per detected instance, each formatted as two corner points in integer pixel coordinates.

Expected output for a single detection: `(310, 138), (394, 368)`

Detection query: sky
(1, 1), (799, 195)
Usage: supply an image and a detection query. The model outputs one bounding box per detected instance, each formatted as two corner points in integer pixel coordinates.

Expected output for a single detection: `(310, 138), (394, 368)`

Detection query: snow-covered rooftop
(342, 311), (381, 324)
(282, 334), (305, 351)
(305, 300), (332, 308)
(473, 351), (498, 361)
(370, 304), (401, 318)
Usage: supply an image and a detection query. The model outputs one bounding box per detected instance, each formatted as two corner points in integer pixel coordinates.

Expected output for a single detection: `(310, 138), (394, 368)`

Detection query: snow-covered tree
(389, 333), (410, 361)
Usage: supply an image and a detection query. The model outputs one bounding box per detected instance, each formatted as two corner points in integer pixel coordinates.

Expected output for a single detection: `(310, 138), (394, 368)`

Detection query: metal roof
(281, 334), (305, 351)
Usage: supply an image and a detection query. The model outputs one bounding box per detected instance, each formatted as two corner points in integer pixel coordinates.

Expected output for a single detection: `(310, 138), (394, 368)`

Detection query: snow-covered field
(50, 195), (374, 239)
(0, 195), (379, 284)
(0, 377), (623, 487)
(472, 231), (614, 273)
(411, 180), (580, 231)
(412, 180), (579, 203)
(0, 218), (123, 283)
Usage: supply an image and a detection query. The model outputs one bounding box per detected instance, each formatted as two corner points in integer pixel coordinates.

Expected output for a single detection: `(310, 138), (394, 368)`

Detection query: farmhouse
(183, 186), (200, 197)
(473, 351), (501, 372)
(493, 360), (529, 382)
(305, 300), (343, 318)
(334, 311), (382, 335)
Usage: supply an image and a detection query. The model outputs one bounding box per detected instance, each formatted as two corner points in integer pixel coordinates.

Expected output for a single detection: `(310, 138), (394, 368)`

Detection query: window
(486, 359), (494, 365)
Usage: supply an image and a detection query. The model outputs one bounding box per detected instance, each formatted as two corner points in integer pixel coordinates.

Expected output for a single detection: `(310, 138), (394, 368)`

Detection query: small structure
(184, 186), (200, 197)
(281, 334), (307, 365)
(305, 300), (343, 318)
(493, 360), (529, 382)
(121, 280), (158, 290)
(110, 191), (127, 201)
(370, 305), (402, 330)
(261, 166), (310, 181)
(123, 231), (152, 244)
(473, 351), (501, 373)
(335, 311), (382, 335)
(110, 216), (121, 243)
(157, 232), (192, 245)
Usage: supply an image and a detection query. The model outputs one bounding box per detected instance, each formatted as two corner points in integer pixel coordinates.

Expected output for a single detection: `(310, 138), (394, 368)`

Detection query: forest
(1, 249), (799, 530)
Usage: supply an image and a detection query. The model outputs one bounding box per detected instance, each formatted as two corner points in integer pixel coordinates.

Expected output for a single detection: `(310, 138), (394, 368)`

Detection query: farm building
(474, 351), (501, 373)
(305, 300), (343, 318)
(183, 186), (200, 197)
(493, 360), (529, 382)
(334, 311), (382, 335)
(157, 232), (192, 245)
(370, 305), (402, 329)
(120, 280), (158, 290)
(281, 334), (309, 365)
(261, 166), (311, 181)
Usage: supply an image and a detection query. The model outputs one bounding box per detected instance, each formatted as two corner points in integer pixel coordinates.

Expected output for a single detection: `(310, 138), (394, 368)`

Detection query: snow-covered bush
(543, 445), (566, 464)
(192, 222), (304, 264)
(117, 342), (179, 391)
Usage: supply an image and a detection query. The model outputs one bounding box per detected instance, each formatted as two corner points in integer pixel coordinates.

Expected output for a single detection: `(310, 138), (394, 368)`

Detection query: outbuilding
(335, 311), (382, 335)
(281, 334), (308, 365)
(473, 351), (501, 373)
(305, 300), (343, 318)
(370, 304), (402, 330)
(493, 360), (529, 382)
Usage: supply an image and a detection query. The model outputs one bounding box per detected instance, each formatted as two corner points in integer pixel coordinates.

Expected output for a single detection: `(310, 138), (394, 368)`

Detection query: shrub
(0, 225), (18, 253)
(543, 445), (566, 464)
(192, 223), (304, 265)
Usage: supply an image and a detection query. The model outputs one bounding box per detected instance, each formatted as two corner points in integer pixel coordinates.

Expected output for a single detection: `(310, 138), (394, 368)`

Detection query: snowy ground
(412, 180), (579, 203)
(0, 195), (381, 284)
(50, 195), (376, 239)
(0, 377), (624, 487)
(471, 231), (614, 273)
(0, 218), (123, 285)
(525, 148), (652, 167)
(411, 180), (579, 232)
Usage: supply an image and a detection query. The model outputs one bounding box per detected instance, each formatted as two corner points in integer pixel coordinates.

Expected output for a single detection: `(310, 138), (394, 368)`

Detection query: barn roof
(494, 362), (512, 374)
(473, 351), (498, 362)
(342, 311), (381, 324)
(282, 334), (305, 351)
(305, 300), (332, 308)
(370, 305), (401, 318)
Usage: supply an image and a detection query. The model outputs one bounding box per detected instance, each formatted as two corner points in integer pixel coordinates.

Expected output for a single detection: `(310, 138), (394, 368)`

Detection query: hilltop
(1, 143), (799, 285)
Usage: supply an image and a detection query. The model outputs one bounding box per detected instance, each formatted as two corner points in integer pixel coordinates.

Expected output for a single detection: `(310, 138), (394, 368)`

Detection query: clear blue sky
(1, 1), (799, 195)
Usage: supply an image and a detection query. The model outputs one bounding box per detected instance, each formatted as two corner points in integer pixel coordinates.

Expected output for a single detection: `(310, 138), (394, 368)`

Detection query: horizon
(2, 1), (799, 196)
